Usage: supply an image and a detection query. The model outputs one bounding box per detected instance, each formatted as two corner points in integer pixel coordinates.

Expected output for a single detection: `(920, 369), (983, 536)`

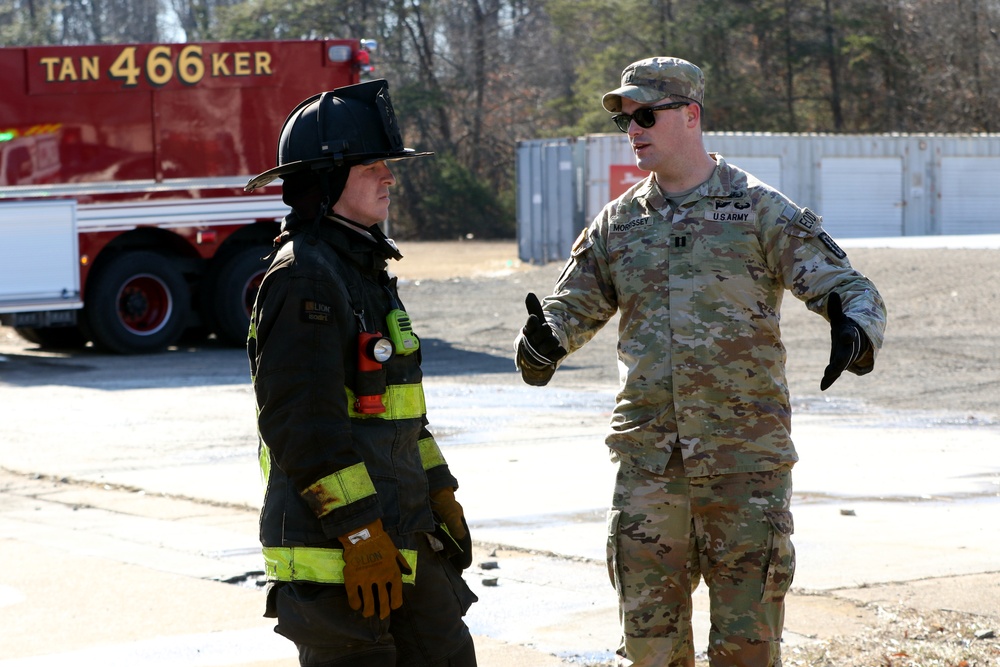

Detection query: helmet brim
(245, 149), (433, 192)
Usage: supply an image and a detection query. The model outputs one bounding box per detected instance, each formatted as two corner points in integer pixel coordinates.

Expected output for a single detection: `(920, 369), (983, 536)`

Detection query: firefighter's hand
(820, 292), (871, 391)
(338, 518), (410, 619)
(430, 487), (473, 570)
(430, 487), (466, 540)
(515, 293), (566, 386)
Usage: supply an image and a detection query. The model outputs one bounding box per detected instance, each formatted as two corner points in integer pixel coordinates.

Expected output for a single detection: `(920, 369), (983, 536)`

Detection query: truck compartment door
(0, 200), (82, 313)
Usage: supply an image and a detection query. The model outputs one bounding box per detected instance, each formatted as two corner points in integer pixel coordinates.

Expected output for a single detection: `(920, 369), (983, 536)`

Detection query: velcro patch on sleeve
(791, 208), (821, 235)
(301, 299), (333, 324)
(817, 232), (847, 259)
(570, 228), (593, 257)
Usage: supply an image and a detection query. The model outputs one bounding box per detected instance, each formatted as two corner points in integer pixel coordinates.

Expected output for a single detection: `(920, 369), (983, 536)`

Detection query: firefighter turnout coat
(248, 214), (458, 585)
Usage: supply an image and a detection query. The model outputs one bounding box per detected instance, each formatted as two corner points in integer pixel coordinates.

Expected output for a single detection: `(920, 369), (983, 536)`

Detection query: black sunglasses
(612, 101), (690, 133)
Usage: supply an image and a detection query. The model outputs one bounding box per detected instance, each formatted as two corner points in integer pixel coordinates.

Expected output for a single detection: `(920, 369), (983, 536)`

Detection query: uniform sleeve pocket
(762, 509), (796, 603)
(570, 228), (594, 257)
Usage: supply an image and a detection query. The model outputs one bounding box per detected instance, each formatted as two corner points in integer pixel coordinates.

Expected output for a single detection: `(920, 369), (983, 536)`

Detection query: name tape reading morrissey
(611, 216), (653, 233)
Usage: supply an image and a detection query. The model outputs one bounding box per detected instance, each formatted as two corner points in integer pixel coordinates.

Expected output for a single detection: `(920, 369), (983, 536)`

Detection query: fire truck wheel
(203, 245), (269, 347)
(84, 251), (191, 354)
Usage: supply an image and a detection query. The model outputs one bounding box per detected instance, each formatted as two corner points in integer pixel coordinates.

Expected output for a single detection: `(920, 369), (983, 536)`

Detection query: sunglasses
(612, 101), (690, 133)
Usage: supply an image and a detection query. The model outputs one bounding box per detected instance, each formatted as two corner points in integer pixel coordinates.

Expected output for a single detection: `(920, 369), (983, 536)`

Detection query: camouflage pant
(606, 455), (795, 667)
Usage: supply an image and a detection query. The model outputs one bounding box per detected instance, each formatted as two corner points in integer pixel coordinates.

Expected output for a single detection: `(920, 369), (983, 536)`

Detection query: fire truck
(0, 39), (371, 353)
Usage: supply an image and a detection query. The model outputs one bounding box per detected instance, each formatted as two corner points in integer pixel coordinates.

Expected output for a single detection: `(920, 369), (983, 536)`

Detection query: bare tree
(0, 0), (58, 44)
(168, 0), (241, 41)
(823, 0), (844, 131)
(55, 0), (160, 43)
(8, 0), (999, 237)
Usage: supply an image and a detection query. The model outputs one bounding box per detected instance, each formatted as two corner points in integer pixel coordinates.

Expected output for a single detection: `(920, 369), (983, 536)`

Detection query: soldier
(514, 57), (887, 667)
(246, 80), (478, 666)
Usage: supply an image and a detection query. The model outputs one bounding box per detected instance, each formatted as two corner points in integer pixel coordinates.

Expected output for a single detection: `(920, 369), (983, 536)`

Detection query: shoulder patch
(817, 232), (847, 260)
(571, 228), (594, 256)
(301, 299), (333, 324)
(791, 208), (821, 234)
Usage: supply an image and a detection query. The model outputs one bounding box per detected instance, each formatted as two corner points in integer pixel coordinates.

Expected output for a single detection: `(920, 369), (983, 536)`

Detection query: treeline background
(3, 0), (998, 239)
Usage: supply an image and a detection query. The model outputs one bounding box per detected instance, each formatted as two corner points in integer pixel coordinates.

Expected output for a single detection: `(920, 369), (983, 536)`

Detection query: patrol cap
(602, 57), (705, 113)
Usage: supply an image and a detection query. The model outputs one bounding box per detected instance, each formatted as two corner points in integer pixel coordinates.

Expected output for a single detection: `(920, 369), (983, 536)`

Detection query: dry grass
(781, 605), (999, 667)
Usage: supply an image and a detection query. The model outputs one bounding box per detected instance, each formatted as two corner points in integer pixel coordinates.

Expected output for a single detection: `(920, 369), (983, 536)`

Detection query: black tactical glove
(515, 293), (567, 386)
(820, 292), (871, 391)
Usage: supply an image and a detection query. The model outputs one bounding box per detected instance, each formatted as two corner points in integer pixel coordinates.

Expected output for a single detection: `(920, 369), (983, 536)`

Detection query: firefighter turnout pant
(265, 532), (478, 667)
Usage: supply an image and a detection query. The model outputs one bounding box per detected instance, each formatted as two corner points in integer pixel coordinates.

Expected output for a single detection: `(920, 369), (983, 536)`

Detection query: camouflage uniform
(538, 156), (886, 666)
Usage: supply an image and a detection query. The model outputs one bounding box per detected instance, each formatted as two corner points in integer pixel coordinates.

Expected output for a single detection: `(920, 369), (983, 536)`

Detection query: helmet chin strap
(329, 212), (403, 261)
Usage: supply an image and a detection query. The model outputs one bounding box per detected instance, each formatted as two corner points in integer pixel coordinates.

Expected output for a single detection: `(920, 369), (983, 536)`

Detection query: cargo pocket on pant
(762, 509), (796, 603)
(439, 549), (479, 616)
(273, 581), (384, 647)
(606, 509), (623, 594)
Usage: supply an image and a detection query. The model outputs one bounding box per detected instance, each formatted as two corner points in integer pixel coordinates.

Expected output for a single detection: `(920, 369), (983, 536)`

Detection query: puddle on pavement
(793, 396), (998, 428)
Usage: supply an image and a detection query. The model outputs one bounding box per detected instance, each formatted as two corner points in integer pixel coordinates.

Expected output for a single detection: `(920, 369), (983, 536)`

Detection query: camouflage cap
(602, 57), (705, 113)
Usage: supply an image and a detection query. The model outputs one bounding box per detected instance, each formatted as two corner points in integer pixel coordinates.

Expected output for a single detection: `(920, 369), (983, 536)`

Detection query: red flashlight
(355, 332), (394, 414)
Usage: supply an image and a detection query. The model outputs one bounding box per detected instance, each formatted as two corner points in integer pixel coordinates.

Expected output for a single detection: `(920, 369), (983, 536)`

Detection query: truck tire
(84, 251), (190, 354)
(203, 245), (270, 347)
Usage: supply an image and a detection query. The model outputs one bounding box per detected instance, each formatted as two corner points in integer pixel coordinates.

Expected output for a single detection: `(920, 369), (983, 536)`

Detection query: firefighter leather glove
(820, 292), (871, 391)
(338, 518), (411, 619)
(430, 487), (473, 570)
(516, 293), (567, 386)
(429, 487), (466, 540)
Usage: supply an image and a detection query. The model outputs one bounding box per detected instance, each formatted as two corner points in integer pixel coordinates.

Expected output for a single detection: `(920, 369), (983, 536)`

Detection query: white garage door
(940, 157), (1000, 235)
(820, 157), (903, 238)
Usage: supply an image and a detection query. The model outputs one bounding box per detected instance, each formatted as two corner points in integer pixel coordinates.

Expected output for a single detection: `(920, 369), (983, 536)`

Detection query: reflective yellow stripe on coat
(262, 546), (418, 585)
(345, 384), (426, 420)
(258, 384), (427, 485)
(300, 462), (377, 517)
(418, 436), (447, 471)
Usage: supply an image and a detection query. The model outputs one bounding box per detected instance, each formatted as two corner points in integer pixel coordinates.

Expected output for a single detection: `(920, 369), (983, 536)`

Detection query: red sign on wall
(609, 164), (649, 200)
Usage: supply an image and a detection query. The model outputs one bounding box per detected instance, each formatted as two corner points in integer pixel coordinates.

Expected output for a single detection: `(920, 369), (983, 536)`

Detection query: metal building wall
(516, 133), (1000, 263)
(516, 138), (582, 264)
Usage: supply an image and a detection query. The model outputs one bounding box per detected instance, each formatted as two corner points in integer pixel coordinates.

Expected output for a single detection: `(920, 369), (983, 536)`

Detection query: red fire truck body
(0, 39), (369, 353)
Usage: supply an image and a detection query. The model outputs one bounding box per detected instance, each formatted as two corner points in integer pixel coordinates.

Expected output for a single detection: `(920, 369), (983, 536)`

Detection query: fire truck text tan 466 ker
(0, 38), (372, 353)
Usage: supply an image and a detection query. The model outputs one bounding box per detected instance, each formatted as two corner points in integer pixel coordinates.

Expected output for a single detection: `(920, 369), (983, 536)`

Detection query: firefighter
(514, 57), (887, 666)
(245, 80), (478, 667)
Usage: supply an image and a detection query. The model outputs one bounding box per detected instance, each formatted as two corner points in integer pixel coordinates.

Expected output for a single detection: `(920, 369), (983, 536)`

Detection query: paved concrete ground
(0, 470), (569, 667)
(2, 235), (999, 665)
(1, 375), (998, 665)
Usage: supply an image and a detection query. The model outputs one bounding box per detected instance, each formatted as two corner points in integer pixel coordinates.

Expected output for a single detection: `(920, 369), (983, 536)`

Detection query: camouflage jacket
(542, 154), (886, 477)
